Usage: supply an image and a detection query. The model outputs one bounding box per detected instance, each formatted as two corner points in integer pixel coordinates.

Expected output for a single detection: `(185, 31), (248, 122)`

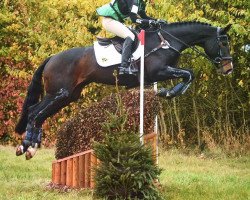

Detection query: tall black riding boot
(119, 37), (137, 75)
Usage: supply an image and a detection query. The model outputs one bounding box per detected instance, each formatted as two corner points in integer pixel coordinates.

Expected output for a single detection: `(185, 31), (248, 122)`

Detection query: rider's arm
(128, 3), (155, 26)
(138, 1), (155, 20)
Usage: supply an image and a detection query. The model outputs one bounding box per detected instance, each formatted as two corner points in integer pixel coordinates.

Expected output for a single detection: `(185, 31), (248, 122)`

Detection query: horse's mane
(137, 21), (215, 33)
(167, 21), (213, 27)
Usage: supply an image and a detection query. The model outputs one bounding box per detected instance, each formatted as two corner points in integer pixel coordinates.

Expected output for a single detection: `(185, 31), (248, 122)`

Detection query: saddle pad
(94, 41), (143, 67)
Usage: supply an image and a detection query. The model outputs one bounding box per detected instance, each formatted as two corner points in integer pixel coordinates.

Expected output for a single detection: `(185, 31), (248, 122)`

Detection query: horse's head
(204, 24), (233, 75)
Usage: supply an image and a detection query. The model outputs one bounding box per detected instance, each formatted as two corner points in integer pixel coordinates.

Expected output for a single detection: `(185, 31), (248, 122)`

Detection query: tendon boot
(31, 127), (42, 148)
(26, 126), (42, 160)
(119, 37), (138, 75)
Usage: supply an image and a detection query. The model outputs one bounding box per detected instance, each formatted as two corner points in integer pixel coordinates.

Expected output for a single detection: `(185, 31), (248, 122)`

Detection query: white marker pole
(154, 82), (159, 164)
(138, 30), (145, 144)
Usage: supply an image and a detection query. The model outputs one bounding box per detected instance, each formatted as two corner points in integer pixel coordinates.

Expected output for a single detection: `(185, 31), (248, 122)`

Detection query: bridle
(144, 25), (232, 67)
(214, 28), (233, 64)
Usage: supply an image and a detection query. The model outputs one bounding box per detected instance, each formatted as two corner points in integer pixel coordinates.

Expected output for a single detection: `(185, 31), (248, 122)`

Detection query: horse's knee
(183, 69), (194, 83)
(189, 70), (195, 82)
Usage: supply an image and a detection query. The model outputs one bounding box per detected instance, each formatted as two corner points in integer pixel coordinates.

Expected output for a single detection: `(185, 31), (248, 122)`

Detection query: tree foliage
(0, 0), (249, 152)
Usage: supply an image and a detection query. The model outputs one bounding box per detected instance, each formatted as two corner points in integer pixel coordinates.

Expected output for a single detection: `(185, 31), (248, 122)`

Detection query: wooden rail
(52, 133), (157, 189)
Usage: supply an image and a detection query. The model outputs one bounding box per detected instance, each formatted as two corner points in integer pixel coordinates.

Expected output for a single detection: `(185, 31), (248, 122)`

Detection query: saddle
(94, 30), (142, 67)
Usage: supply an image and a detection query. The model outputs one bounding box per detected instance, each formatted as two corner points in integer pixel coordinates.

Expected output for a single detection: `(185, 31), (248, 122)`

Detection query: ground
(0, 146), (249, 200)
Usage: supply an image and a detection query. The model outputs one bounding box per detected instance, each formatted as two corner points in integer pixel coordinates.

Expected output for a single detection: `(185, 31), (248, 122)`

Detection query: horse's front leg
(155, 66), (194, 98)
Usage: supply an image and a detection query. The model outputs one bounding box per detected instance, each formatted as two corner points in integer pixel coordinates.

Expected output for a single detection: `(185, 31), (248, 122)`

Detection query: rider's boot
(119, 37), (138, 75)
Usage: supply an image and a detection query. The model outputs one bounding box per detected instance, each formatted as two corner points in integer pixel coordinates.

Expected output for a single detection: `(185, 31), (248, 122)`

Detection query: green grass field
(0, 145), (249, 200)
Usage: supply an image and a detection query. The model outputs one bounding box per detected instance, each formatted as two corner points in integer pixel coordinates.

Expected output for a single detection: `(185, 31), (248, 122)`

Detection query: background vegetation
(0, 0), (249, 154)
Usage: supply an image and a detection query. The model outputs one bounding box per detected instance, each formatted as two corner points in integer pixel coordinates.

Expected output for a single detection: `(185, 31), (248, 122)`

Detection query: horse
(15, 21), (233, 159)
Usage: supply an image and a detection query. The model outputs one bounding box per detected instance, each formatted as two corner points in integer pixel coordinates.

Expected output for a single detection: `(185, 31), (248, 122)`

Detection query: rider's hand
(149, 20), (158, 27)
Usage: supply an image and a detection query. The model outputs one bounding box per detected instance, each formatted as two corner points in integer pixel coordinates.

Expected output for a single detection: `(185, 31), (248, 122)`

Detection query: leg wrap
(22, 122), (42, 149)
(22, 123), (33, 152)
(31, 127), (42, 147)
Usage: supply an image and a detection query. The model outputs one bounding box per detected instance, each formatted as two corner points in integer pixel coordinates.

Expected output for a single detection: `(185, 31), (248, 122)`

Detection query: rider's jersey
(96, 0), (152, 23)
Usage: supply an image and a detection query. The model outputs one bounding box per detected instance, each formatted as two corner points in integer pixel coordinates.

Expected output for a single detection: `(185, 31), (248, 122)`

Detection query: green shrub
(93, 93), (162, 200)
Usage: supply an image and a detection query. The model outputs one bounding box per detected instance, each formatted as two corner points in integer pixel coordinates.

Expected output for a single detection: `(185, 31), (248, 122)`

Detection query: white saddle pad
(94, 41), (143, 67)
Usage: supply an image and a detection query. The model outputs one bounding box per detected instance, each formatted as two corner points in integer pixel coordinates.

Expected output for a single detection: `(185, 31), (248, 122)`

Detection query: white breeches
(102, 17), (135, 41)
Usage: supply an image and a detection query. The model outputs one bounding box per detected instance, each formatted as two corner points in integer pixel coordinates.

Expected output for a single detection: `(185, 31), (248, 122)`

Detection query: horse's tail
(15, 57), (51, 135)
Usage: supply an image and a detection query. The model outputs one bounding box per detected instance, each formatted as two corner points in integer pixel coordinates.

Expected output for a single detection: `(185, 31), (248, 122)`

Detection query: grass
(0, 146), (92, 200)
(159, 149), (250, 200)
(0, 146), (249, 200)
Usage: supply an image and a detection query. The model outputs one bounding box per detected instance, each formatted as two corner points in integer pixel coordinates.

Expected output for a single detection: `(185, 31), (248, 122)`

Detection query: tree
(93, 89), (162, 200)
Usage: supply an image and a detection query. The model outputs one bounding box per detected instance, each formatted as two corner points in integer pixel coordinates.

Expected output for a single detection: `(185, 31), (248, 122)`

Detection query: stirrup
(118, 66), (138, 75)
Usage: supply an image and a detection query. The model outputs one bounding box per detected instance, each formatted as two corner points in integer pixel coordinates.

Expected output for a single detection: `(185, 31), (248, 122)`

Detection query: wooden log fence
(52, 132), (157, 189)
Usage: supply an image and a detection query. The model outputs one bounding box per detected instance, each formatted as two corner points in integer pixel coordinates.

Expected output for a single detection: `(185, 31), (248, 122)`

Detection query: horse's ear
(221, 24), (232, 34)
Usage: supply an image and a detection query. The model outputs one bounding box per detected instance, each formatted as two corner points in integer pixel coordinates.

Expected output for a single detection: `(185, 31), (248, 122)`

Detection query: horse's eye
(221, 41), (229, 46)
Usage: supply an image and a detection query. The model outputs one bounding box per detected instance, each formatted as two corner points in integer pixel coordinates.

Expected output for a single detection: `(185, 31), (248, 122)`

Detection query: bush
(55, 89), (160, 159)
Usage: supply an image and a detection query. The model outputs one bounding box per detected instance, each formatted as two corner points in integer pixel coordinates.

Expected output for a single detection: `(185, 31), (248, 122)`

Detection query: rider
(96, 0), (157, 75)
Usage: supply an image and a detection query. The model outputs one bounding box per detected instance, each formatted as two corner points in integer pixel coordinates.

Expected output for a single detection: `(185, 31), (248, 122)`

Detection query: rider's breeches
(101, 17), (135, 41)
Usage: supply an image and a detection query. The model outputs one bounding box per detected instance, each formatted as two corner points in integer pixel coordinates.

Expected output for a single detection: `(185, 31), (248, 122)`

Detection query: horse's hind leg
(16, 100), (50, 157)
(17, 88), (72, 159)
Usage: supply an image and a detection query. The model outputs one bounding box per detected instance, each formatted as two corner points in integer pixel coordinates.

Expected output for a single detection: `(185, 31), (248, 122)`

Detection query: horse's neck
(167, 24), (217, 50)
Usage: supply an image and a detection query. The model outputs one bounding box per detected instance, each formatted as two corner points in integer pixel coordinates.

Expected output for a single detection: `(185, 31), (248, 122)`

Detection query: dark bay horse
(15, 21), (233, 159)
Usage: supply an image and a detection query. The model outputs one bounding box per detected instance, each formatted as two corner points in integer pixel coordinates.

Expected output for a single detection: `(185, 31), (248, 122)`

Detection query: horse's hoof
(16, 145), (24, 156)
(157, 88), (173, 99)
(25, 150), (33, 160)
(157, 88), (168, 97)
(25, 148), (37, 160)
